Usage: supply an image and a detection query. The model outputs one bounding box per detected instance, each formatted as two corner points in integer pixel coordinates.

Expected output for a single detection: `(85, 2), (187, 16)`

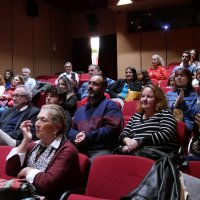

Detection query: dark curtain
(98, 34), (117, 80)
(72, 37), (91, 73)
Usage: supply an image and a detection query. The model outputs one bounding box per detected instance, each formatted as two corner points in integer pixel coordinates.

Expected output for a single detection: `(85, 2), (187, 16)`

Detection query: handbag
(0, 178), (39, 200)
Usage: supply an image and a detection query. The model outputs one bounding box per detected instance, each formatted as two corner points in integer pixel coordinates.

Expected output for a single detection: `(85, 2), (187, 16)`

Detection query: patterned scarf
(26, 144), (56, 172)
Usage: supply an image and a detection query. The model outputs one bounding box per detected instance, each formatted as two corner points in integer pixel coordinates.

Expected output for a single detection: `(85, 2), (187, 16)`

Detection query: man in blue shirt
(79, 64), (115, 100)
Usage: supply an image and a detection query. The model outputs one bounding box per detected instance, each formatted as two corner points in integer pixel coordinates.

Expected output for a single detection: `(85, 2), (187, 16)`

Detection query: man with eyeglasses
(0, 85), (39, 146)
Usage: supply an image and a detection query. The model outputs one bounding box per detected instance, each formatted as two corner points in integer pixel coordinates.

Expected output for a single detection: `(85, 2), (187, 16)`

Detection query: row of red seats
(61, 155), (200, 200)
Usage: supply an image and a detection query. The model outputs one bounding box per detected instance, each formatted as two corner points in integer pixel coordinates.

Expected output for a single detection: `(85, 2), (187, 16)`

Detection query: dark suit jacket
(6, 140), (81, 200)
(0, 105), (40, 145)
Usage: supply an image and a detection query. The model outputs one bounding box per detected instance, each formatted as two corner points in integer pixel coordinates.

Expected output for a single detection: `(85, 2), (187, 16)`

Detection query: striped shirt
(119, 109), (179, 153)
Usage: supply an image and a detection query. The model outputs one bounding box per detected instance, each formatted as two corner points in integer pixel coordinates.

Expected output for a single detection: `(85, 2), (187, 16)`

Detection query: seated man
(0, 85), (40, 146)
(79, 64), (115, 100)
(21, 67), (36, 90)
(45, 85), (72, 132)
(68, 74), (123, 161)
(55, 61), (79, 89)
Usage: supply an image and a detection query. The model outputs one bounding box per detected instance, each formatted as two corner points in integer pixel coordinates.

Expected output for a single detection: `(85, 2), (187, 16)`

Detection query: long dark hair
(174, 68), (193, 91)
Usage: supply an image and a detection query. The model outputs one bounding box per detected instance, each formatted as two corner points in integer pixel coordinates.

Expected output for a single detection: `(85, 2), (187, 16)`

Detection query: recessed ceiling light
(117, 0), (133, 6)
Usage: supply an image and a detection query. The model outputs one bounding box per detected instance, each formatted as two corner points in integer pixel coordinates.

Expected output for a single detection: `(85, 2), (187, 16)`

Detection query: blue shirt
(79, 77), (115, 100)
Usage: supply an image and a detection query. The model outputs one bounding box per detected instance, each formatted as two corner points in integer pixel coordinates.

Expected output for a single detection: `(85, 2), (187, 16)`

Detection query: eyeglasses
(12, 94), (26, 98)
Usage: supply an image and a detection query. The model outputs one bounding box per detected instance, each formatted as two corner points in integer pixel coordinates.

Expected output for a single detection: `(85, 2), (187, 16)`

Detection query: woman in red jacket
(6, 104), (81, 200)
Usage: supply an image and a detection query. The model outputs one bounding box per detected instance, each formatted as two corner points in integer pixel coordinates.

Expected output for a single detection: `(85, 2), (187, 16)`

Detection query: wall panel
(34, 2), (51, 77)
(141, 31), (166, 69)
(0, 0), (12, 73)
(167, 28), (193, 65)
(12, 0), (33, 75)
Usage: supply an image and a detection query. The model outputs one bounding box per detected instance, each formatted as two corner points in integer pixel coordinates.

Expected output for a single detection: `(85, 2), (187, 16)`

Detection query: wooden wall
(0, 1), (200, 79)
(0, 0), (69, 77)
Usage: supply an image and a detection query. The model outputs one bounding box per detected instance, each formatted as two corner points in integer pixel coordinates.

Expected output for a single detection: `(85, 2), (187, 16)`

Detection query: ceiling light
(117, 0), (133, 6)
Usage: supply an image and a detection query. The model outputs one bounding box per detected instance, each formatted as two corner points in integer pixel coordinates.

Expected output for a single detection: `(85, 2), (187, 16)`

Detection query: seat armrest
(59, 188), (86, 200)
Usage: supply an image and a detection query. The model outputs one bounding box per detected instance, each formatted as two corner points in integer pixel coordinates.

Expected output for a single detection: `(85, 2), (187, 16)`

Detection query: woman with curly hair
(118, 84), (179, 159)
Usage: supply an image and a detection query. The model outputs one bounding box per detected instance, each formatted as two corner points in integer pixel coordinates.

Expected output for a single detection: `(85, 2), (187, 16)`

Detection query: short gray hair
(16, 84), (32, 102)
(22, 67), (31, 73)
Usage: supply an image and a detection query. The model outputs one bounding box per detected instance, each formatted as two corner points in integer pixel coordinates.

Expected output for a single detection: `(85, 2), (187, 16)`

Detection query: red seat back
(176, 121), (188, 145)
(122, 101), (139, 126)
(32, 92), (46, 108)
(0, 146), (15, 179)
(181, 161), (200, 179)
(78, 153), (90, 188)
(83, 155), (154, 199)
(159, 80), (168, 87)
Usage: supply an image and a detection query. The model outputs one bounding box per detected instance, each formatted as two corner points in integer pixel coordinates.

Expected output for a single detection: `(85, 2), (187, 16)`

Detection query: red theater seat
(65, 155), (154, 200)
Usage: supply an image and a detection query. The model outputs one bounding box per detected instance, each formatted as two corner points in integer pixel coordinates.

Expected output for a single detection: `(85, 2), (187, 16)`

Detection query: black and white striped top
(119, 109), (179, 153)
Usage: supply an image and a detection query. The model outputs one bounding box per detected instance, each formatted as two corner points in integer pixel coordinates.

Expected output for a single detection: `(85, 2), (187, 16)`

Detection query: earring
(54, 132), (57, 138)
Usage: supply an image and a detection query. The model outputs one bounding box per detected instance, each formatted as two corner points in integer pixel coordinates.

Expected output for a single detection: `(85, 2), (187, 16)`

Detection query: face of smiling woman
(140, 87), (156, 112)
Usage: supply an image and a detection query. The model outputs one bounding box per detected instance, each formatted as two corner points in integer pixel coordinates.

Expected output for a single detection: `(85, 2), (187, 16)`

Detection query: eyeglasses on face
(12, 94), (26, 98)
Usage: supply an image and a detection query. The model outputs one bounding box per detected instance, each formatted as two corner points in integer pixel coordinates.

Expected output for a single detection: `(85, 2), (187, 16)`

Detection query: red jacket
(6, 140), (81, 200)
(147, 66), (167, 80)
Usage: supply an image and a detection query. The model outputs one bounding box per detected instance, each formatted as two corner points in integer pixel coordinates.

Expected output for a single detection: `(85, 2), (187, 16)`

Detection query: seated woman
(147, 54), (167, 80)
(4, 69), (14, 89)
(5, 104), (81, 200)
(0, 75), (24, 114)
(118, 85), (179, 160)
(109, 67), (142, 106)
(167, 74), (175, 88)
(166, 68), (197, 133)
(137, 69), (152, 87)
(57, 76), (77, 116)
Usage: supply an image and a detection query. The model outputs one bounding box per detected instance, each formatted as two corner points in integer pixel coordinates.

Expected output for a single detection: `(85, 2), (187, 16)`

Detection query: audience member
(189, 49), (200, 68)
(79, 64), (115, 100)
(0, 75), (5, 96)
(137, 69), (152, 87)
(6, 104), (81, 200)
(57, 76), (77, 116)
(0, 75), (24, 114)
(147, 54), (167, 80)
(55, 62), (79, 89)
(21, 67), (36, 90)
(166, 68), (197, 133)
(45, 85), (72, 132)
(192, 68), (200, 87)
(172, 51), (197, 78)
(167, 74), (175, 88)
(4, 69), (14, 89)
(0, 85), (39, 146)
(68, 74), (123, 161)
(109, 67), (142, 106)
(118, 84), (179, 160)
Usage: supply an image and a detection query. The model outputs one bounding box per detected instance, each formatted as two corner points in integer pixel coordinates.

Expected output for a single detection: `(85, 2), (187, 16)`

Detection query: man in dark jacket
(0, 85), (39, 146)
(68, 74), (123, 161)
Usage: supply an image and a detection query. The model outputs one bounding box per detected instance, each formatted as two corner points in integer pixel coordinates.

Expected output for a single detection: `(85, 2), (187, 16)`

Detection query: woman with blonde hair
(6, 104), (81, 200)
(118, 84), (178, 160)
(57, 76), (77, 116)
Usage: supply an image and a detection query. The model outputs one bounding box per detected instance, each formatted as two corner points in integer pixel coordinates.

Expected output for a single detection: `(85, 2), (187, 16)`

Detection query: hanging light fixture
(117, 0), (133, 6)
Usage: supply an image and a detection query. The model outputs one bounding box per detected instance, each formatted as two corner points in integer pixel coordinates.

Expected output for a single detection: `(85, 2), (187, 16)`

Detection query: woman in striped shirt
(119, 84), (179, 158)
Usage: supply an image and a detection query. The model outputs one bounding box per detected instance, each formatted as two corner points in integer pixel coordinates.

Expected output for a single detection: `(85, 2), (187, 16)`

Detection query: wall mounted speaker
(27, 0), (38, 17)
(86, 12), (98, 27)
